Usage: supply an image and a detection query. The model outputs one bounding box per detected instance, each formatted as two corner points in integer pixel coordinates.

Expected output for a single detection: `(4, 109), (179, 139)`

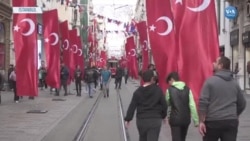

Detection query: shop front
(0, 2), (12, 75)
(242, 30), (250, 90)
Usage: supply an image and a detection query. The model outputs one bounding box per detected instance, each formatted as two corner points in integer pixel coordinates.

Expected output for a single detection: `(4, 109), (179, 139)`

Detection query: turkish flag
(172, 0), (219, 102)
(136, 21), (149, 72)
(43, 9), (60, 88)
(125, 36), (138, 79)
(99, 51), (107, 68)
(146, 0), (178, 91)
(88, 25), (93, 43)
(69, 29), (78, 79)
(12, 0), (38, 96)
(60, 20), (71, 73)
(88, 43), (95, 66)
(119, 56), (128, 68)
(76, 36), (84, 71)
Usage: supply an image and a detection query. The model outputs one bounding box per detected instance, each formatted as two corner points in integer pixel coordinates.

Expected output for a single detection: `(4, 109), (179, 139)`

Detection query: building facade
(0, 0), (12, 77)
(224, 0), (250, 91)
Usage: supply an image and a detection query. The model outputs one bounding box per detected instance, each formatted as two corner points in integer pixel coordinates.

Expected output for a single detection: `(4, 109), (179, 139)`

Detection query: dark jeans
(136, 118), (162, 141)
(56, 80), (67, 96)
(115, 77), (122, 88)
(94, 80), (98, 88)
(124, 75), (128, 84)
(170, 125), (189, 141)
(8, 80), (13, 90)
(75, 80), (81, 96)
(12, 81), (19, 101)
(87, 82), (94, 97)
(203, 119), (238, 141)
(39, 79), (47, 89)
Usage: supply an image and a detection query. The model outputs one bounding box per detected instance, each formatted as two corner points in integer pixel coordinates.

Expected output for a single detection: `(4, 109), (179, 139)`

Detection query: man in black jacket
(124, 70), (167, 141)
(84, 65), (98, 98)
(115, 66), (123, 89)
(74, 65), (82, 96)
(56, 63), (69, 96)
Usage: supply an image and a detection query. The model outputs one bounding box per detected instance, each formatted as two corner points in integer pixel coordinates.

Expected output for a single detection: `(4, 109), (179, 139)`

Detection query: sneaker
(15, 101), (19, 103)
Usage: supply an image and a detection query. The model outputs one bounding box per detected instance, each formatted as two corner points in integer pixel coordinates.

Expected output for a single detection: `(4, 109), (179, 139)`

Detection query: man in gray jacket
(199, 56), (246, 141)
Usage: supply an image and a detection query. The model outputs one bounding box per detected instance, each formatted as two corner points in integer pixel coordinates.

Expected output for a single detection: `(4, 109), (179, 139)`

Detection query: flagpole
(142, 2), (151, 65)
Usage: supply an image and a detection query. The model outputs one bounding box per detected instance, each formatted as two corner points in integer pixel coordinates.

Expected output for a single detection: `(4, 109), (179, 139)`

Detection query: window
(73, 9), (77, 25)
(0, 23), (4, 43)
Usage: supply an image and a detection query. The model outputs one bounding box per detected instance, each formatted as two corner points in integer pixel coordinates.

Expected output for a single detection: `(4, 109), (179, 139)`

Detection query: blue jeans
(87, 83), (94, 97)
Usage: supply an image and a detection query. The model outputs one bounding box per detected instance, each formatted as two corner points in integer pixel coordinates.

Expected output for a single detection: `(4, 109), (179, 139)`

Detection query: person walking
(38, 61), (47, 90)
(199, 56), (246, 141)
(74, 65), (83, 96)
(115, 66), (123, 89)
(56, 63), (69, 96)
(8, 64), (14, 90)
(148, 64), (158, 85)
(101, 66), (111, 98)
(84, 65), (97, 98)
(9, 67), (19, 103)
(124, 70), (168, 141)
(166, 72), (199, 141)
(124, 67), (129, 84)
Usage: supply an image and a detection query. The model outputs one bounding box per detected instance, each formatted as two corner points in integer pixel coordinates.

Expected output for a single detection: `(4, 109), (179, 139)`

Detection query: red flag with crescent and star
(146, 0), (178, 92)
(43, 9), (60, 88)
(125, 36), (138, 79)
(76, 36), (84, 71)
(172, 0), (219, 103)
(99, 51), (107, 68)
(88, 43), (95, 66)
(68, 29), (78, 80)
(136, 21), (149, 73)
(60, 20), (71, 73)
(12, 0), (38, 96)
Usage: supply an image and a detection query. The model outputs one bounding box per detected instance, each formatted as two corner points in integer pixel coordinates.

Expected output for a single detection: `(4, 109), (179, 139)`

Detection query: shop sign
(230, 29), (239, 46)
(13, 7), (42, 14)
(242, 31), (250, 46)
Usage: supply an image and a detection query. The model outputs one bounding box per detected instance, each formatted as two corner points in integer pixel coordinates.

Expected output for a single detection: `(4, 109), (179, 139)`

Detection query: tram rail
(74, 89), (130, 141)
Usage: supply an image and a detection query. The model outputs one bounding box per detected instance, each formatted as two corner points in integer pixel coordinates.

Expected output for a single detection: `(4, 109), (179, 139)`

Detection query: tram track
(74, 88), (130, 141)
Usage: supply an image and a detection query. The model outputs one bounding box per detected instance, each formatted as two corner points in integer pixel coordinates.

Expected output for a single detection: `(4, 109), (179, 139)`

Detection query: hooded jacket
(166, 81), (199, 126)
(199, 70), (246, 121)
(124, 84), (167, 121)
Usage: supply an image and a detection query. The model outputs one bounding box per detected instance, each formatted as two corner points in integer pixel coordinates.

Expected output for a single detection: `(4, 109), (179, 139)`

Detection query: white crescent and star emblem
(78, 49), (82, 56)
(99, 58), (104, 62)
(187, 0), (210, 12)
(89, 53), (93, 58)
(130, 49), (136, 56)
(175, 0), (182, 4)
(149, 16), (173, 36)
(14, 18), (35, 36)
(63, 39), (69, 50)
(44, 32), (59, 46)
(49, 33), (59, 46)
(71, 44), (78, 53)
